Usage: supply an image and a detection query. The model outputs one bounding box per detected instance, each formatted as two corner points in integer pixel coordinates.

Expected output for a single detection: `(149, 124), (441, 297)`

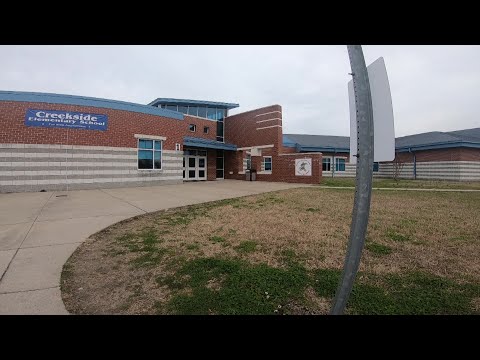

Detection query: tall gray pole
(330, 45), (374, 315)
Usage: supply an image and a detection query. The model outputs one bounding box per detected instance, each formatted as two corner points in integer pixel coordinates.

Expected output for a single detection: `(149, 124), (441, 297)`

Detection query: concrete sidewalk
(0, 180), (308, 314)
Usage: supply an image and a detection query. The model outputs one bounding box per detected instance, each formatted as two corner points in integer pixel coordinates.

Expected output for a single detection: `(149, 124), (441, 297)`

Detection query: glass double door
(183, 156), (207, 181)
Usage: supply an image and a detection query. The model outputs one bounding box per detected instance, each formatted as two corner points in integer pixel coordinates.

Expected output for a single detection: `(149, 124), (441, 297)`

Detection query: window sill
(258, 171), (272, 174)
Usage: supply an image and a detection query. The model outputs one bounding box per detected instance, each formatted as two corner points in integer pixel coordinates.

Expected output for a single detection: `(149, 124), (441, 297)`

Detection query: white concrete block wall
(0, 144), (184, 193)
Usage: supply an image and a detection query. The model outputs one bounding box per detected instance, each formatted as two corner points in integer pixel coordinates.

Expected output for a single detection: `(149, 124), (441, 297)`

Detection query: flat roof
(148, 98), (239, 109)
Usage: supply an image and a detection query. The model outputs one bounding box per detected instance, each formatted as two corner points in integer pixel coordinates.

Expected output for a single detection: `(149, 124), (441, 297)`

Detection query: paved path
(317, 186), (480, 192)
(0, 180), (308, 314)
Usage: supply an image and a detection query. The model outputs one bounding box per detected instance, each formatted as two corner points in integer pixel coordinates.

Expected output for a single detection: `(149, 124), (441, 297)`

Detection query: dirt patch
(61, 188), (480, 315)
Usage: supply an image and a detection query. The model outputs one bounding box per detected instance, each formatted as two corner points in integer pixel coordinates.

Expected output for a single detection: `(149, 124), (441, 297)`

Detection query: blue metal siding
(0, 90), (184, 120)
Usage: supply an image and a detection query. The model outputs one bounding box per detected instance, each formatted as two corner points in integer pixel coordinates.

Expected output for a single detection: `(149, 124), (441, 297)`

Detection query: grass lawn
(320, 177), (480, 190)
(61, 187), (480, 315)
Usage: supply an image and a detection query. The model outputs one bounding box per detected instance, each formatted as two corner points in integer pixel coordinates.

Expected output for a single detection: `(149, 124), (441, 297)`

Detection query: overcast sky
(1, 45), (479, 137)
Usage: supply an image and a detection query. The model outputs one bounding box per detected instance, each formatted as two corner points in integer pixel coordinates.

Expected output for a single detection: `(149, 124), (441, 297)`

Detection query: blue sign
(25, 109), (108, 131)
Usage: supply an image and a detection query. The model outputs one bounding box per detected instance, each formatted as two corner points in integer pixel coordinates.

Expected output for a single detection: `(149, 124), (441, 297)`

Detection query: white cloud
(1, 45), (479, 137)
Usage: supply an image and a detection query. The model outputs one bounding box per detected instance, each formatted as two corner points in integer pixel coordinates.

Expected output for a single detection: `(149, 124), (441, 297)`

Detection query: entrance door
(184, 155), (207, 181)
(197, 156), (207, 180)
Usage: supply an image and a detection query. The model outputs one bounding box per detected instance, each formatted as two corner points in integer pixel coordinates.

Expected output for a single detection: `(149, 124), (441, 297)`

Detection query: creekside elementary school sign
(25, 109), (108, 131)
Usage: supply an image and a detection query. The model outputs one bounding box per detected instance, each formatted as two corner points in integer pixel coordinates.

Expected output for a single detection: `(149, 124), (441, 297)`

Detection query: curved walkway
(0, 180), (308, 314)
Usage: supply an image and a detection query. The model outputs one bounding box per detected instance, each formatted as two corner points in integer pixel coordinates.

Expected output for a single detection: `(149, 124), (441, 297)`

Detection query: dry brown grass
(61, 188), (480, 314)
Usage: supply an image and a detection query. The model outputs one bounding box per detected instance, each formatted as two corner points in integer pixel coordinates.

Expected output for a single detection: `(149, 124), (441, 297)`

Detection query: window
(197, 107), (207, 118)
(188, 106), (198, 116)
(246, 154), (251, 170)
(373, 162), (379, 172)
(335, 158), (346, 172)
(216, 121), (224, 142)
(263, 156), (272, 171)
(166, 105), (178, 112)
(207, 107), (217, 120)
(189, 124), (196, 132)
(178, 106), (188, 115)
(138, 139), (162, 170)
(175, 143), (181, 151)
(322, 158), (331, 171)
(204, 126), (209, 134)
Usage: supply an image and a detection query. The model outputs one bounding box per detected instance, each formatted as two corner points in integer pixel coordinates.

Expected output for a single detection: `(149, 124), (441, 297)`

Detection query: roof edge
(149, 98), (239, 109)
(0, 90), (184, 120)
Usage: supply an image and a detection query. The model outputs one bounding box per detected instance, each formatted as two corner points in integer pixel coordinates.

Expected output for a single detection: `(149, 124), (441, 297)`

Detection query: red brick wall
(225, 105), (282, 149)
(207, 149), (217, 180)
(184, 115), (217, 141)
(388, 148), (480, 164)
(0, 101), (217, 151)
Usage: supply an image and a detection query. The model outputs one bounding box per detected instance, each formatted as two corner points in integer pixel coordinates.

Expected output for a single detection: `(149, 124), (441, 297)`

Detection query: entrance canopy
(183, 136), (237, 151)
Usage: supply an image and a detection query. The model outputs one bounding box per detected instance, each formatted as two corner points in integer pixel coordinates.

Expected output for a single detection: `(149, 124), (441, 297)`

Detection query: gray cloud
(1, 45), (479, 137)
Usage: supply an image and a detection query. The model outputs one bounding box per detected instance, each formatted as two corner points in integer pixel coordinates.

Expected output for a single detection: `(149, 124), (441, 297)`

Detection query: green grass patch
(386, 229), (411, 242)
(320, 178), (480, 190)
(235, 241), (258, 254)
(165, 257), (309, 315)
(306, 208), (320, 213)
(209, 236), (226, 243)
(311, 269), (480, 315)
(365, 242), (393, 256)
(186, 243), (200, 251)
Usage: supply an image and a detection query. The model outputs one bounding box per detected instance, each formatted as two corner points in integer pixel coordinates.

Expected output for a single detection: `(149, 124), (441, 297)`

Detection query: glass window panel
(183, 157), (185, 167)
(189, 124), (196, 132)
(216, 121), (224, 137)
(197, 107), (207, 118)
(189, 158), (196, 167)
(189, 170), (196, 178)
(154, 141), (161, 150)
(199, 170), (205, 178)
(204, 126), (209, 134)
(216, 109), (224, 121)
(139, 139), (153, 149)
(216, 157), (224, 169)
(322, 158), (331, 171)
(216, 136), (224, 142)
(199, 158), (205, 168)
(264, 157), (272, 171)
(166, 105), (178, 112)
(178, 106), (188, 115)
(183, 170), (185, 179)
(138, 150), (153, 169)
(373, 162), (379, 172)
(188, 106), (198, 116)
(216, 169), (224, 179)
(207, 107), (217, 120)
(154, 152), (162, 169)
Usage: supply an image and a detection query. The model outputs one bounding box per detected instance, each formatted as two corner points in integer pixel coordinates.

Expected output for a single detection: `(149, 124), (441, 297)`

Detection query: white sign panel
(349, 57), (395, 164)
(295, 158), (312, 176)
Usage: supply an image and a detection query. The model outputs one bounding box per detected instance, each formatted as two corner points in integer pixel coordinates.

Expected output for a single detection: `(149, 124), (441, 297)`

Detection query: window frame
(246, 154), (252, 170)
(189, 124), (197, 132)
(204, 126), (209, 134)
(263, 156), (272, 172)
(335, 158), (346, 172)
(137, 138), (163, 171)
(322, 157), (332, 172)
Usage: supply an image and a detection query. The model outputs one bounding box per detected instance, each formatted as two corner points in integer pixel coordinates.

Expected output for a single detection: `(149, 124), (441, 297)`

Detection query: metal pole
(330, 45), (374, 315)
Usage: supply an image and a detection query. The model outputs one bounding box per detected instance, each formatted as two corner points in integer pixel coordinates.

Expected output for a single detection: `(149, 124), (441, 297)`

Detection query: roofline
(0, 90), (184, 120)
(183, 136), (237, 151)
(297, 145), (350, 153)
(396, 141), (480, 152)
(148, 98), (239, 109)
